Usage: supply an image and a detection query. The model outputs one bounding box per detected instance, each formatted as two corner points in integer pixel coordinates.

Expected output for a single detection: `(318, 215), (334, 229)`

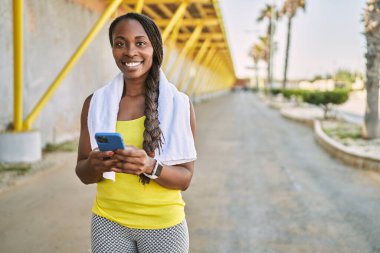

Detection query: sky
(219, 0), (367, 80)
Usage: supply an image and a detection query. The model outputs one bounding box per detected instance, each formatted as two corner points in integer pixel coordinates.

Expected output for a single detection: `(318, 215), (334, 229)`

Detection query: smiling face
(111, 19), (154, 82)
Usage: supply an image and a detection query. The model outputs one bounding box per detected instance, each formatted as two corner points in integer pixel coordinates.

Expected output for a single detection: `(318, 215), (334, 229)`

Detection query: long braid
(109, 13), (164, 184)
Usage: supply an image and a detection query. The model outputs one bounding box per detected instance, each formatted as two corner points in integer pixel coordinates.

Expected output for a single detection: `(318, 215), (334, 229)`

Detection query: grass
(43, 140), (78, 153)
(0, 139), (78, 188)
(0, 163), (32, 175)
(322, 120), (362, 140)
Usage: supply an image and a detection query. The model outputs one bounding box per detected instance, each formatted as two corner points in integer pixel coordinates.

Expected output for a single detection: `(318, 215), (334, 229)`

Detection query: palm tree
(249, 40), (267, 91)
(257, 4), (278, 88)
(363, 0), (380, 138)
(280, 0), (306, 89)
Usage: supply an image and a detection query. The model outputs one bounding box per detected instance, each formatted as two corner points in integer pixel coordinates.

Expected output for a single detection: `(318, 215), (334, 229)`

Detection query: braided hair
(109, 13), (164, 184)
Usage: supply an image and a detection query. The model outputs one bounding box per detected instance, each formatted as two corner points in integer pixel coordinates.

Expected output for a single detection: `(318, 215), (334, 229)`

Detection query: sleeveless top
(92, 116), (185, 229)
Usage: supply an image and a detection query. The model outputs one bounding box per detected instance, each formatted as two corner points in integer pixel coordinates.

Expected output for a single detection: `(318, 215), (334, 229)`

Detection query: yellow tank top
(92, 116), (185, 229)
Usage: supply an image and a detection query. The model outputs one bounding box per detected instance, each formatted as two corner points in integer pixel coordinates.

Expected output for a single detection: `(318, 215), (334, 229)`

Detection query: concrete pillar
(0, 131), (41, 163)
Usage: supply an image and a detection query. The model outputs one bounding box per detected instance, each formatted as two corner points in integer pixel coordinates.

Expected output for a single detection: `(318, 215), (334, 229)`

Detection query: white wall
(0, 0), (119, 145)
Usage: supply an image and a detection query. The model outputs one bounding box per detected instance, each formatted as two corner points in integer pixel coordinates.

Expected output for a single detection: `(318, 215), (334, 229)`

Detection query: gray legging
(91, 214), (189, 253)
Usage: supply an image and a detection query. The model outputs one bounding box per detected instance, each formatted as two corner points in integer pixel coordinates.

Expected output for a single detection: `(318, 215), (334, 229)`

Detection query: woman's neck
(123, 79), (146, 97)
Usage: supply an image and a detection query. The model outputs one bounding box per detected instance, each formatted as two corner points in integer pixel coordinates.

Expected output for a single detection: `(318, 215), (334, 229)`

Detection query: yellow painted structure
(13, 0), (23, 131)
(134, 0), (144, 13)
(177, 37), (211, 91)
(12, 0), (235, 131)
(167, 23), (203, 80)
(188, 47), (217, 96)
(161, 1), (189, 42)
(23, 0), (124, 130)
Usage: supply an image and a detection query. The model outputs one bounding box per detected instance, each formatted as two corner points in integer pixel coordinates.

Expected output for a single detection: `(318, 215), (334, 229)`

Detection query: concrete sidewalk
(1, 92), (380, 253)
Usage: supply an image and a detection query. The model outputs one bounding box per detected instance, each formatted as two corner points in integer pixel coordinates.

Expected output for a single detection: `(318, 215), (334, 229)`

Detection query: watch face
(155, 163), (163, 177)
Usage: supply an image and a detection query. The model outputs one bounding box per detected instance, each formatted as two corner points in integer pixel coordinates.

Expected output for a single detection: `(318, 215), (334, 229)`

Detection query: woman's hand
(87, 148), (119, 174)
(112, 146), (156, 175)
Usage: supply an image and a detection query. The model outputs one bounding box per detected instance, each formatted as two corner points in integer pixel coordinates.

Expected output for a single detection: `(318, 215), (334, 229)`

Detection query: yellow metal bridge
(12, 0), (236, 132)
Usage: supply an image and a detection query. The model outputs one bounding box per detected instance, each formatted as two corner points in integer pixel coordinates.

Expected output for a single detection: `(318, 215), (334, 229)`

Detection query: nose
(124, 43), (137, 57)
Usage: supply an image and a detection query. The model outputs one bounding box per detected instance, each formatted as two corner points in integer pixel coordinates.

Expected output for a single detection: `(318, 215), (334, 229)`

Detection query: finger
(114, 162), (142, 175)
(103, 159), (118, 167)
(110, 167), (123, 173)
(98, 151), (115, 160)
(114, 147), (144, 157)
(90, 149), (111, 158)
(112, 154), (144, 165)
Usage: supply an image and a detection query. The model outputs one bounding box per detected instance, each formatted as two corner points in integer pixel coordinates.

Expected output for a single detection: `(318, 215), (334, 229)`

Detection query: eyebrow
(113, 35), (148, 40)
(135, 35), (148, 39)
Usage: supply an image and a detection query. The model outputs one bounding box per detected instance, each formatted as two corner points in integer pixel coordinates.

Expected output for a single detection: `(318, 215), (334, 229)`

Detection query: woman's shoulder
(81, 94), (93, 118)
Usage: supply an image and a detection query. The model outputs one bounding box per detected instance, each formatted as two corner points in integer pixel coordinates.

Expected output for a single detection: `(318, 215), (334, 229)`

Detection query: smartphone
(95, 132), (125, 152)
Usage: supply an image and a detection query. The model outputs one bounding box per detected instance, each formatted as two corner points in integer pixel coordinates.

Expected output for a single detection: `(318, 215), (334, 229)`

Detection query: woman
(75, 13), (196, 253)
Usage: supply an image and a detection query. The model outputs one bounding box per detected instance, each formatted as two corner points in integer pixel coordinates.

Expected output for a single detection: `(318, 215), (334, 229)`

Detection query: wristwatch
(143, 159), (163, 179)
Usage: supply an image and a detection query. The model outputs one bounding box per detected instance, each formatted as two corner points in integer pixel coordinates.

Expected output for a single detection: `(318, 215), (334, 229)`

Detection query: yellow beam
(187, 47), (217, 96)
(124, 0), (210, 3)
(161, 1), (189, 42)
(23, 0), (123, 130)
(177, 33), (223, 40)
(211, 64), (225, 91)
(210, 62), (233, 92)
(168, 20), (182, 48)
(157, 3), (174, 18)
(206, 60), (223, 91)
(178, 38), (211, 91)
(142, 4), (161, 19)
(157, 18), (218, 27)
(178, 42), (226, 48)
(212, 0), (236, 78)
(174, 50), (194, 90)
(123, 3), (134, 12)
(135, 0), (144, 13)
(162, 18), (183, 70)
(195, 3), (207, 17)
(13, 0), (23, 131)
(168, 23), (203, 80)
(194, 61), (217, 95)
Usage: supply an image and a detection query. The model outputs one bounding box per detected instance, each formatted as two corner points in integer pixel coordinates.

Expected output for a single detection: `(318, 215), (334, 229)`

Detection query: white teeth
(124, 62), (141, 67)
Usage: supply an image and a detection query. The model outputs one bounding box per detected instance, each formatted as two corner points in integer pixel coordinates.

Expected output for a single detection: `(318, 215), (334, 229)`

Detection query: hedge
(270, 89), (350, 118)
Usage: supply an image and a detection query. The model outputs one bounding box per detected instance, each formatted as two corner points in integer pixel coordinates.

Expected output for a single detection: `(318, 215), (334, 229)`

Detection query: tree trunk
(254, 63), (259, 91)
(267, 22), (272, 89)
(363, 0), (380, 139)
(363, 78), (379, 138)
(282, 16), (292, 90)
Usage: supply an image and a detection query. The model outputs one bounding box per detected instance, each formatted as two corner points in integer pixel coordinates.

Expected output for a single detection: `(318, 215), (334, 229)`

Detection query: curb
(265, 95), (380, 172)
(314, 120), (380, 172)
(280, 108), (315, 128)
(278, 104), (380, 172)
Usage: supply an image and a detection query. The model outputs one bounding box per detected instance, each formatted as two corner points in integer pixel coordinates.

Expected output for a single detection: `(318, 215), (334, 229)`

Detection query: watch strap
(143, 159), (163, 179)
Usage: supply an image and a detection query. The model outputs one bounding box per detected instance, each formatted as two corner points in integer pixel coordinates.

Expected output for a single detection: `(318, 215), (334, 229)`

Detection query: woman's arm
(112, 101), (196, 191)
(155, 100), (196, 190)
(75, 95), (119, 184)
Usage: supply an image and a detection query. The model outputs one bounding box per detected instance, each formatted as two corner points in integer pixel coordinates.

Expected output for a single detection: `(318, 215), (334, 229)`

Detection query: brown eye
(114, 41), (124, 48)
(136, 41), (146, 47)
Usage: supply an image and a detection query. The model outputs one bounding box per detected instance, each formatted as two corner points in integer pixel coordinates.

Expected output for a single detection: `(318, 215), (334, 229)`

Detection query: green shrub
(269, 88), (282, 96)
(281, 89), (293, 99)
(271, 88), (349, 118)
(301, 89), (349, 118)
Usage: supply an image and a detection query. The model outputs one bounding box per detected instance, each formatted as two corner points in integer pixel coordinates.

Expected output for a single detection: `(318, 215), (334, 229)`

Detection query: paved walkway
(1, 92), (380, 253)
(335, 90), (380, 124)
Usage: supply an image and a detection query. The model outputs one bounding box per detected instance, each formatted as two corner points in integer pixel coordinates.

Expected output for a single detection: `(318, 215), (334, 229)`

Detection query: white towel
(88, 69), (197, 180)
